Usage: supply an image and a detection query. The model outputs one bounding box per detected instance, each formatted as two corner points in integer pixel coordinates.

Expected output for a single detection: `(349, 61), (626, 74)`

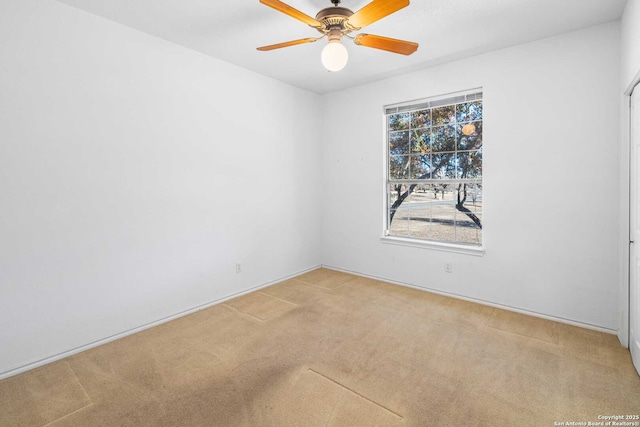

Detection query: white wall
(0, 0), (321, 377)
(320, 22), (621, 331)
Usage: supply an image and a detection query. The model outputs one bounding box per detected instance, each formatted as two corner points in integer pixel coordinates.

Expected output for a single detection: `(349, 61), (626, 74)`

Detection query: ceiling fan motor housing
(314, 7), (359, 35)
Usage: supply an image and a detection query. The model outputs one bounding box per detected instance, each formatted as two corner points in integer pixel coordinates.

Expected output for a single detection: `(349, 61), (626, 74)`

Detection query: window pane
(432, 153), (456, 179)
(389, 131), (410, 155)
(388, 183), (408, 209)
(411, 129), (431, 154)
(454, 184), (482, 245)
(456, 101), (483, 122)
(389, 155), (409, 179)
(455, 151), (480, 178)
(410, 155), (431, 179)
(432, 125), (456, 152)
(432, 105), (456, 125)
(389, 212), (410, 236)
(430, 189), (456, 242)
(426, 184), (443, 201)
(408, 189), (431, 239)
(470, 150), (483, 178)
(457, 122), (482, 150)
(411, 109), (431, 128)
(455, 217), (482, 244)
(389, 113), (410, 131)
(388, 184), (410, 236)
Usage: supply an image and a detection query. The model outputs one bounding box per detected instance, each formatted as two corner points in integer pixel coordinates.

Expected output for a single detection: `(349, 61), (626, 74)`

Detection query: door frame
(623, 70), (640, 349)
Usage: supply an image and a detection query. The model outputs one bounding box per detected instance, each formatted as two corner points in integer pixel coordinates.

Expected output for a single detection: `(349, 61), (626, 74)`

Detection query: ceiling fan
(257, 0), (419, 72)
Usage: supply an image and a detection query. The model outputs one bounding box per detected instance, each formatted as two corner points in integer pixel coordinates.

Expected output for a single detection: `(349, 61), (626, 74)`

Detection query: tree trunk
(389, 183), (418, 222)
(456, 183), (482, 229)
(455, 203), (482, 229)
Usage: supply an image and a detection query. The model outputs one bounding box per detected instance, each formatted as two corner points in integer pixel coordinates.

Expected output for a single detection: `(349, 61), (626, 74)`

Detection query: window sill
(380, 236), (485, 256)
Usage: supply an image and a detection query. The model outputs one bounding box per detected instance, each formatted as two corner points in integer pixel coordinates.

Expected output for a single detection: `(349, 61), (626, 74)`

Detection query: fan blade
(257, 37), (321, 51)
(260, 0), (323, 28)
(346, 0), (410, 30)
(354, 34), (418, 55)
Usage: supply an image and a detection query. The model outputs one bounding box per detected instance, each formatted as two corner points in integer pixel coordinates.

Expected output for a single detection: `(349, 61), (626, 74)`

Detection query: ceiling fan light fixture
(321, 40), (348, 72)
(321, 28), (348, 72)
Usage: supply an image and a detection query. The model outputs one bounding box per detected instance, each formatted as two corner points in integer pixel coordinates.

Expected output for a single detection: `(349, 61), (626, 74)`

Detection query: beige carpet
(1, 268), (639, 426)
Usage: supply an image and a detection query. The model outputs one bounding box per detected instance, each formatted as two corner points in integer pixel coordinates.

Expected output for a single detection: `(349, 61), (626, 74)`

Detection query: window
(384, 90), (483, 248)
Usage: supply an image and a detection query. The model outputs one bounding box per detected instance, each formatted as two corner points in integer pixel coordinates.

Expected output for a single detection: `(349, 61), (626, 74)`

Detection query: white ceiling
(54, 0), (627, 94)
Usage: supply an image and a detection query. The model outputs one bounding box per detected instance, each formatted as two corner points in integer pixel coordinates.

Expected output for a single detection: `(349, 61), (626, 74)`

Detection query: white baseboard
(0, 265), (321, 381)
(322, 264), (618, 336)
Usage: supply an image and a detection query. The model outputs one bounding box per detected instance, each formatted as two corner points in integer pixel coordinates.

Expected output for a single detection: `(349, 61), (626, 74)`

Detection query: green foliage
(387, 102), (483, 181)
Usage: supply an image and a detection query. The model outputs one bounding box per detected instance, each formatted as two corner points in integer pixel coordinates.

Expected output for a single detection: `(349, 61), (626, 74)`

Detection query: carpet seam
(256, 291), (300, 307)
(40, 402), (95, 427)
(307, 368), (404, 420)
(64, 361), (93, 405)
(222, 303), (267, 323)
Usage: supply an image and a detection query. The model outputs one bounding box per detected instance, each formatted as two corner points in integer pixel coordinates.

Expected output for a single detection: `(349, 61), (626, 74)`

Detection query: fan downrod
(330, 0), (340, 5)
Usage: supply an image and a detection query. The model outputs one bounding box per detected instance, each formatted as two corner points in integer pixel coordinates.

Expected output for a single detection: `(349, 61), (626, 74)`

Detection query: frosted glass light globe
(321, 42), (348, 72)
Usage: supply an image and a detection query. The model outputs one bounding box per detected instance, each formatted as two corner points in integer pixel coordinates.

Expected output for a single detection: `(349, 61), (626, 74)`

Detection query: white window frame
(381, 89), (485, 256)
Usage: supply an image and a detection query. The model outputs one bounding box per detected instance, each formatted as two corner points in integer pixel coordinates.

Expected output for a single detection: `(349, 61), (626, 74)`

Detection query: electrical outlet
(235, 263), (241, 273)
(445, 263), (453, 273)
